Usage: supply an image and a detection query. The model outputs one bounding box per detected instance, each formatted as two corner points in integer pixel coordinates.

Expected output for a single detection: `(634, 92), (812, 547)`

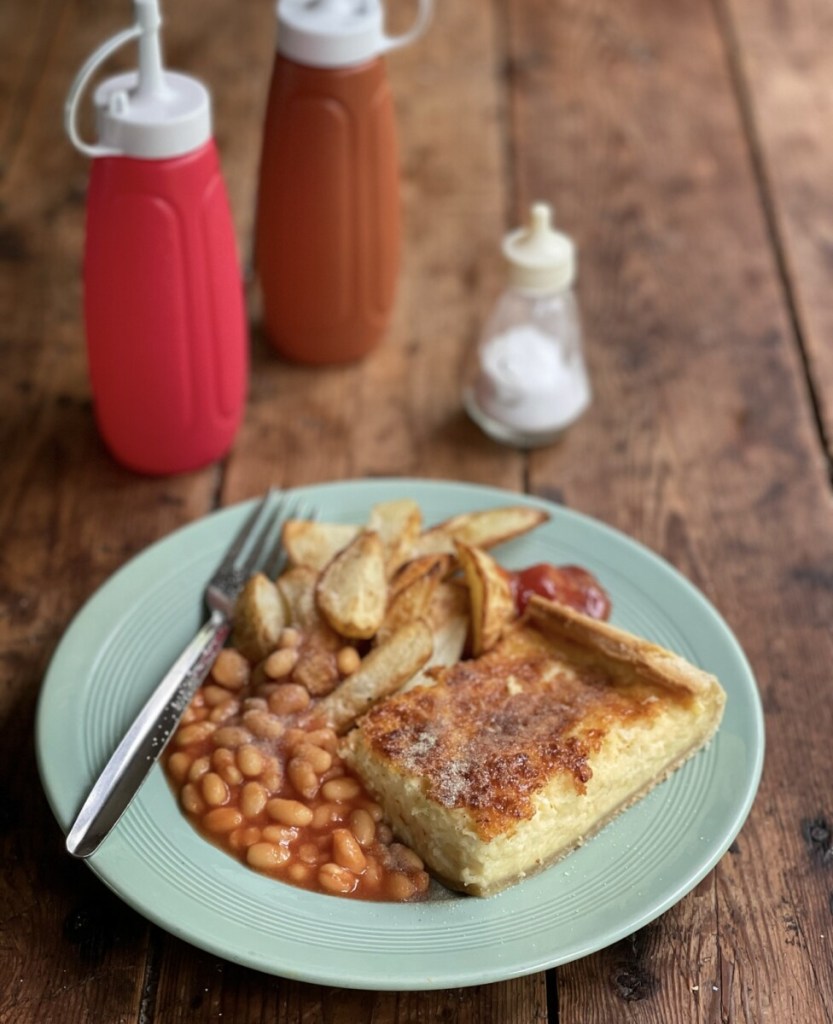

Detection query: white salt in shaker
(464, 202), (591, 447)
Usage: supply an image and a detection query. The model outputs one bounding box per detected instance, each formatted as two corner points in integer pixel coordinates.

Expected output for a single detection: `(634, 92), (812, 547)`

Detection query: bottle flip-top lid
(277, 0), (433, 68)
(65, 0), (211, 159)
(503, 203), (576, 293)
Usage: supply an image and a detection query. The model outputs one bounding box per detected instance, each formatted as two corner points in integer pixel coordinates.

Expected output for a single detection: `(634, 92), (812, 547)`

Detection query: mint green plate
(36, 479), (764, 991)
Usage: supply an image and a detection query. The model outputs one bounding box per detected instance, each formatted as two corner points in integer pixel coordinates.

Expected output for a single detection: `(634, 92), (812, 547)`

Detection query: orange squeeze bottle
(255, 0), (432, 365)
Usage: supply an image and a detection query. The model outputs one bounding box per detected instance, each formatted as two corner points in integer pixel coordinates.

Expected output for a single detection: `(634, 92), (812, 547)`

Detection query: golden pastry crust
(345, 596), (726, 896)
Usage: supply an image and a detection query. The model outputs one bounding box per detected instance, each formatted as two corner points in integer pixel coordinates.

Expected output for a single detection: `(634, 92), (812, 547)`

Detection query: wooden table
(3, 0), (832, 1019)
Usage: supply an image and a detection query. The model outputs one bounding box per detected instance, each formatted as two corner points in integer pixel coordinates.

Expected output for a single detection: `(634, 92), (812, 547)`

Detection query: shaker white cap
(277, 0), (433, 69)
(503, 203), (576, 293)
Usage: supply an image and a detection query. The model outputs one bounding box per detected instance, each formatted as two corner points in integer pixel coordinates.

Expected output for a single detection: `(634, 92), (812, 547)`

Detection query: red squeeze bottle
(65, 0), (248, 475)
(255, 0), (433, 365)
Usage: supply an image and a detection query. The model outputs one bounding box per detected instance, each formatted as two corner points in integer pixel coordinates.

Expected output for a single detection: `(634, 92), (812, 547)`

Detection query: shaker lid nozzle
(65, 0), (211, 160)
(502, 202), (576, 293)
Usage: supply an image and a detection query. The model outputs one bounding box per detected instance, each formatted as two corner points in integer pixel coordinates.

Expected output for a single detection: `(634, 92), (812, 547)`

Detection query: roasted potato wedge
(276, 565), (319, 629)
(377, 554), (451, 643)
(368, 499), (423, 576)
(456, 541), (517, 656)
(408, 526), (457, 560)
(232, 572), (286, 663)
(437, 506), (549, 550)
(282, 519), (359, 572)
(316, 530), (388, 639)
(399, 581), (470, 692)
(317, 620), (434, 733)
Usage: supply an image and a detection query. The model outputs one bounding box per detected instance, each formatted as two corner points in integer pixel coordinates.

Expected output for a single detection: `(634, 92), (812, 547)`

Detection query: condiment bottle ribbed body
(66, 0), (248, 475)
(255, 0), (432, 365)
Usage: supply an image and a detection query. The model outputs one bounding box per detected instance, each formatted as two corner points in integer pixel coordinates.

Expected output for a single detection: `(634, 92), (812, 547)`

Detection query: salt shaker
(464, 202), (591, 447)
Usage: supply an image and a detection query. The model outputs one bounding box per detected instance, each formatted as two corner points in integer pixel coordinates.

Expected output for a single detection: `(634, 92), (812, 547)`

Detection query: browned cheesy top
(355, 625), (682, 840)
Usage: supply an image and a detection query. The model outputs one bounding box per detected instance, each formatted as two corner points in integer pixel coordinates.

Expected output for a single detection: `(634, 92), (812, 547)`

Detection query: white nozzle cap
(65, 0), (211, 160)
(277, 0), (433, 68)
(503, 203), (576, 293)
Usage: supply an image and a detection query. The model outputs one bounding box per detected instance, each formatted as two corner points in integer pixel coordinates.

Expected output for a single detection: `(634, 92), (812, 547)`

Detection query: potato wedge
(317, 620), (433, 733)
(282, 519), (359, 572)
(377, 554), (451, 643)
(276, 565), (319, 629)
(368, 499), (423, 576)
(456, 541), (517, 655)
(399, 581), (470, 692)
(408, 526), (457, 560)
(438, 506), (549, 550)
(316, 530), (387, 639)
(232, 572), (286, 663)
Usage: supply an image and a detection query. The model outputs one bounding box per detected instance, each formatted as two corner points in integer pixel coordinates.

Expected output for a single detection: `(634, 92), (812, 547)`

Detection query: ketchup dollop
(508, 564), (611, 620)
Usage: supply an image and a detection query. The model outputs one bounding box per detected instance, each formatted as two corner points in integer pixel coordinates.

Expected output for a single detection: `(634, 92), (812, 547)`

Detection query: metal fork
(66, 489), (300, 859)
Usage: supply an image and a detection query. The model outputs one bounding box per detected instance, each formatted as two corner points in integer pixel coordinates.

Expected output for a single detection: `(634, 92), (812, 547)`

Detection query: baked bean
(204, 807), (243, 833)
(179, 705), (199, 725)
(241, 781), (268, 818)
(262, 825), (298, 844)
(181, 783), (205, 815)
(412, 871), (430, 895)
(237, 744), (264, 777)
(263, 647), (299, 680)
(288, 757), (320, 800)
(318, 862), (357, 895)
(336, 646), (361, 676)
(247, 842), (291, 871)
(220, 764), (244, 786)
(212, 648), (250, 690)
(266, 798), (314, 827)
(229, 826), (262, 850)
(376, 823), (394, 845)
(363, 856), (383, 888)
(243, 696), (269, 712)
(175, 721), (216, 746)
(203, 683), (235, 707)
(389, 843), (424, 872)
(212, 747), (234, 770)
(321, 777), (361, 802)
(209, 701), (239, 724)
(242, 708), (284, 740)
(287, 862), (311, 884)
(311, 803), (340, 830)
(332, 829), (367, 873)
(360, 800), (384, 822)
(268, 683), (310, 716)
(201, 772), (229, 807)
(167, 751), (192, 783)
(303, 727), (339, 753)
(349, 808), (376, 847)
(298, 841), (321, 864)
(212, 726), (252, 748)
(261, 769), (283, 794)
(279, 627), (301, 649)
(293, 742), (332, 774)
(386, 872), (415, 901)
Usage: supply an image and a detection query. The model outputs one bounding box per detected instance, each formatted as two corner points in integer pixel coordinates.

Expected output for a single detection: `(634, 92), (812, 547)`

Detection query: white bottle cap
(65, 0), (211, 160)
(277, 0), (433, 69)
(503, 202), (576, 293)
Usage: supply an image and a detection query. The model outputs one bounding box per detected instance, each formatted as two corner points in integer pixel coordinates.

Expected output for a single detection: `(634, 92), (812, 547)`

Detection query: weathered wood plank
(721, 0), (833, 460)
(508, 0), (833, 1020)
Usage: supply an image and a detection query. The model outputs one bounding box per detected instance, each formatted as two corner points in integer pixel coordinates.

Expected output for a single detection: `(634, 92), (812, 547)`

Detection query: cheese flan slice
(344, 596), (726, 896)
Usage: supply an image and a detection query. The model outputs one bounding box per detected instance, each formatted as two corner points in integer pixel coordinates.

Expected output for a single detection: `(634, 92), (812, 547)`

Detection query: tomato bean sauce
(163, 642), (431, 902)
(508, 563), (611, 620)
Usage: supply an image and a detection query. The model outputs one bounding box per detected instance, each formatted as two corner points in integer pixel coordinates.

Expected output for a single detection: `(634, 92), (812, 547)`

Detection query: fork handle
(66, 609), (230, 859)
